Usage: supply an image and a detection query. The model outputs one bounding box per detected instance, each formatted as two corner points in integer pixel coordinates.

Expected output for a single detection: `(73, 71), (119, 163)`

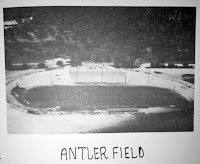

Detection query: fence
(69, 68), (128, 85)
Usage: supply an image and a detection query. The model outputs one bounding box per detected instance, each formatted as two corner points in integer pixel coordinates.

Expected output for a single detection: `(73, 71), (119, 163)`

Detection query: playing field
(19, 85), (192, 111)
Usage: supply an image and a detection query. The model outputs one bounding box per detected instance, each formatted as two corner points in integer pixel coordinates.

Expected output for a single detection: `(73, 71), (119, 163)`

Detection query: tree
(56, 61), (64, 67)
(38, 62), (46, 68)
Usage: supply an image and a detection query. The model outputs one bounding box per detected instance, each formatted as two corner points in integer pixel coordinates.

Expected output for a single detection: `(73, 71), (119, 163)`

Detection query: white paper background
(0, 0), (200, 163)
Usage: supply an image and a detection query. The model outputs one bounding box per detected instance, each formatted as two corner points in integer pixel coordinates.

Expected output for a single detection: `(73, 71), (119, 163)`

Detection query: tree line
(4, 7), (195, 68)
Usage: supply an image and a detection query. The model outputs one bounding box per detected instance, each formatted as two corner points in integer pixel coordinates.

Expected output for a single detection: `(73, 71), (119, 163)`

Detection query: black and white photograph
(4, 6), (195, 134)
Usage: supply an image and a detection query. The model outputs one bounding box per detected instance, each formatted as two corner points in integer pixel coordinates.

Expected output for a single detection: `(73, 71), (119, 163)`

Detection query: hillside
(4, 7), (196, 68)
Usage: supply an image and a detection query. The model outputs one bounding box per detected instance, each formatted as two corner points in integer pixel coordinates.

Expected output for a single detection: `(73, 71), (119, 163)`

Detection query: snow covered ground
(6, 63), (194, 133)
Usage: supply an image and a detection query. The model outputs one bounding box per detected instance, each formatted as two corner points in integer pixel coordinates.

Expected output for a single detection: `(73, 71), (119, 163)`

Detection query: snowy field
(6, 63), (194, 133)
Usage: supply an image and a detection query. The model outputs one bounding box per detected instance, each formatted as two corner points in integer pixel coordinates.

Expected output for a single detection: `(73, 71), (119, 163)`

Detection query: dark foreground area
(90, 109), (194, 133)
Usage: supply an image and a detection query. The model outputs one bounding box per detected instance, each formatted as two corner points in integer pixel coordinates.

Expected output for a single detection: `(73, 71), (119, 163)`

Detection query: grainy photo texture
(4, 7), (195, 134)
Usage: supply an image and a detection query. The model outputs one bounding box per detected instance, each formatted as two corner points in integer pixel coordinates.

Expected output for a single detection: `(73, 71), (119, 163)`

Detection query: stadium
(6, 62), (194, 133)
(4, 7), (195, 133)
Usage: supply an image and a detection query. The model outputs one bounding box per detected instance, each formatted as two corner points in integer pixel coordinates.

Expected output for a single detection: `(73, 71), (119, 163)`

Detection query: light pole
(76, 66), (78, 83)
(125, 68), (127, 85)
(147, 67), (150, 85)
(101, 69), (104, 84)
(50, 69), (52, 85)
